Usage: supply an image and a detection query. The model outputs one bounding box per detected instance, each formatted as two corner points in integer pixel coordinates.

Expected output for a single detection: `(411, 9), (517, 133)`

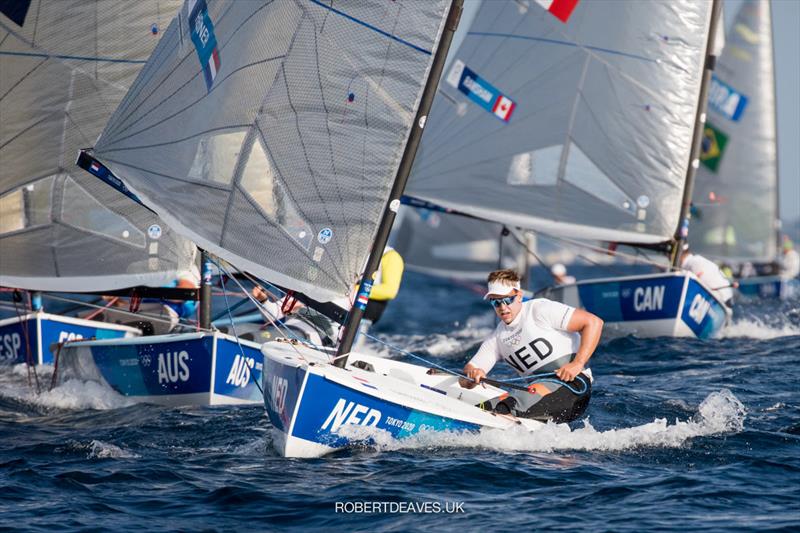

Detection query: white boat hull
(262, 341), (544, 458)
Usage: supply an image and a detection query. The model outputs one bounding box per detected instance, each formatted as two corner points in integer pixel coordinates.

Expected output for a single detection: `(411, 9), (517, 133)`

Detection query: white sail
(392, 206), (524, 281)
(407, 0), (713, 244)
(690, 0), (778, 264)
(0, 0), (195, 291)
(89, 0), (451, 302)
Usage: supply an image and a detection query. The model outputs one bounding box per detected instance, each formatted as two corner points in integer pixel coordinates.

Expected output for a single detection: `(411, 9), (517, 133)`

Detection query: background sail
(690, 0), (777, 264)
(406, 0), (712, 244)
(0, 0), (195, 291)
(392, 206), (524, 281)
(90, 0), (451, 302)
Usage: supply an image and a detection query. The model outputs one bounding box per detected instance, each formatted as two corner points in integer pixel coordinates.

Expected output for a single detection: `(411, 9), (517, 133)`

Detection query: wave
(337, 389), (745, 454)
(720, 317), (800, 339)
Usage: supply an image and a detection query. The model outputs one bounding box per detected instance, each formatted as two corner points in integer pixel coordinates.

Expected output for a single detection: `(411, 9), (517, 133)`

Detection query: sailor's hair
(487, 269), (520, 284)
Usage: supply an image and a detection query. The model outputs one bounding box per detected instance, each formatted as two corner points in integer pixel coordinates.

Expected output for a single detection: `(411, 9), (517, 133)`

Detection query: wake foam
(0, 363), (132, 411)
(87, 440), (140, 459)
(720, 317), (800, 339)
(340, 390), (745, 454)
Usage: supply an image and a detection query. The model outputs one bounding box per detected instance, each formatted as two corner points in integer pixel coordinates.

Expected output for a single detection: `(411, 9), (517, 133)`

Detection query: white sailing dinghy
(72, 0), (725, 457)
(0, 1), (264, 406)
(406, 0), (730, 338)
(690, 0), (796, 300)
(0, 0), (188, 364)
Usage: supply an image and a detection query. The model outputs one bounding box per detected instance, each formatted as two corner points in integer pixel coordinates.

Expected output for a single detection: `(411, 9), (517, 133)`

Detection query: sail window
(239, 138), (312, 250)
(60, 177), (145, 247)
(562, 142), (636, 214)
(187, 131), (247, 185)
(507, 145), (561, 186)
(0, 176), (54, 234)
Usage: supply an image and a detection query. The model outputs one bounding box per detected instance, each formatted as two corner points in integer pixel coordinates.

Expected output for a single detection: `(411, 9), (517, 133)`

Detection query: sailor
(355, 246), (404, 346)
(459, 269), (603, 423)
(550, 263), (576, 285)
(679, 246), (734, 306)
(251, 285), (337, 347)
(363, 246), (404, 324)
(781, 235), (800, 279)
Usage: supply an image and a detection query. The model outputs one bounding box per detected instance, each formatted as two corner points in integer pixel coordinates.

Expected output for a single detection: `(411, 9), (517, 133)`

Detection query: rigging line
(13, 295), (40, 394)
(216, 268), (263, 396)
(507, 229), (555, 282)
(0, 57), (46, 102)
(539, 232), (669, 270)
(211, 260), (316, 363)
(468, 32), (657, 64)
(0, 50), (147, 64)
(307, 0), (432, 55)
(41, 294), (200, 330)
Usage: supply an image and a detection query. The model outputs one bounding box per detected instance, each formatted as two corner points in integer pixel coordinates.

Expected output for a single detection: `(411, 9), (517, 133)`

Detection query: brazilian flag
(700, 122), (728, 172)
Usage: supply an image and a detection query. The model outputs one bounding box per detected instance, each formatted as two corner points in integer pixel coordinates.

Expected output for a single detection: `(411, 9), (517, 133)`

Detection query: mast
(671, 0), (723, 267)
(768, 0), (782, 267)
(335, 0), (464, 365)
(200, 250), (212, 330)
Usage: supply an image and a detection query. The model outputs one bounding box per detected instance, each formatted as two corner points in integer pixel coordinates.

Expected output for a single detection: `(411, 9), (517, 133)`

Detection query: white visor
(483, 281), (520, 299)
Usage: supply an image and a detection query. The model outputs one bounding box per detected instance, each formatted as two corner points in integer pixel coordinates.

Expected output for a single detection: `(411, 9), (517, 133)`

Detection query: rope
(13, 291), (40, 394)
(360, 330), (588, 395)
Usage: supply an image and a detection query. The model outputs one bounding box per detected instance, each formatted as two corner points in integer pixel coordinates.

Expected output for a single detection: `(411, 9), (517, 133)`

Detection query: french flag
(534, 0), (580, 23)
(203, 48), (221, 90)
(493, 95), (515, 122)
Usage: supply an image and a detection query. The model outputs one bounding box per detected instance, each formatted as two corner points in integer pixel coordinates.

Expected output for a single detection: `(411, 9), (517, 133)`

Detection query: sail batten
(90, 0), (452, 303)
(408, 0), (713, 244)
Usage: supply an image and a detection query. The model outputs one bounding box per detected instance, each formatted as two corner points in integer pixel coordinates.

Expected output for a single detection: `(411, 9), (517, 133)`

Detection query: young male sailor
(459, 269), (603, 422)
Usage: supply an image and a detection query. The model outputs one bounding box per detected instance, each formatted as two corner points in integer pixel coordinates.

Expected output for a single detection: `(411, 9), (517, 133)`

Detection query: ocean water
(1, 272), (799, 531)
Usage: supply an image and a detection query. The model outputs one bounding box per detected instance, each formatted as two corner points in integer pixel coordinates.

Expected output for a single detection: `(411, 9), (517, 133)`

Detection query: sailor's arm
(369, 250), (404, 300)
(459, 338), (498, 389)
(556, 309), (603, 381)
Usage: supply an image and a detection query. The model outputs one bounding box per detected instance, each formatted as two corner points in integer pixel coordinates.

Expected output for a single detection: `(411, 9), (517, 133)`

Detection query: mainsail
(690, 0), (778, 264)
(406, 0), (713, 245)
(87, 0), (452, 303)
(0, 0), (195, 291)
(393, 205), (524, 281)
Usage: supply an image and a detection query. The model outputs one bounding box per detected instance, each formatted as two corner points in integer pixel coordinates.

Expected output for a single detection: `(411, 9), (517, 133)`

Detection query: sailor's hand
(556, 361), (584, 382)
(459, 365), (486, 389)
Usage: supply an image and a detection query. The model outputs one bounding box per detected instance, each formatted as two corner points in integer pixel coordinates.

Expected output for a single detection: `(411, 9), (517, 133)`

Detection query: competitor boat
(0, 1), (264, 405)
(690, 0), (797, 300)
(404, 0), (729, 338)
(74, 0), (715, 457)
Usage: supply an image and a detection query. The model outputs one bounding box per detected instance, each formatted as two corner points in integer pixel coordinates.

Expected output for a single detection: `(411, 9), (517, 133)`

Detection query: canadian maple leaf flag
(534, 0), (579, 23)
(493, 95), (515, 122)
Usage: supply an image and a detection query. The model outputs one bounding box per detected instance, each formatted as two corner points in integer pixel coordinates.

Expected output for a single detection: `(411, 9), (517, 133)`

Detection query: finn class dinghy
(1, 1), (265, 405)
(403, 0), (731, 338)
(74, 0), (602, 457)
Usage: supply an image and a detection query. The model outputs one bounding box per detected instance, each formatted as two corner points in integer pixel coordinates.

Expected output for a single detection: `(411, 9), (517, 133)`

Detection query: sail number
(0, 333), (22, 360)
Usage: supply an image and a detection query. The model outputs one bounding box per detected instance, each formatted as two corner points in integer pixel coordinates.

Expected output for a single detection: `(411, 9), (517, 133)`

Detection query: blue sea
(1, 271), (799, 531)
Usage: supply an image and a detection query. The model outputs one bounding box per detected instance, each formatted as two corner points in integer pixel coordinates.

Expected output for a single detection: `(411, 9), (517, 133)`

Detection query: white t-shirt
(782, 249), (800, 279)
(469, 299), (581, 376)
(681, 254), (733, 302)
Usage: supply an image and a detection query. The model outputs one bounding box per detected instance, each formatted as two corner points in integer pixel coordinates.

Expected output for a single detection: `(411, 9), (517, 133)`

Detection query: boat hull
(737, 276), (798, 300)
(263, 341), (541, 458)
(539, 272), (731, 339)
(0, 312), (139, 365)
(57, 332), (264, 406)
